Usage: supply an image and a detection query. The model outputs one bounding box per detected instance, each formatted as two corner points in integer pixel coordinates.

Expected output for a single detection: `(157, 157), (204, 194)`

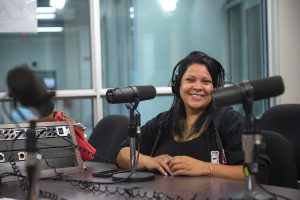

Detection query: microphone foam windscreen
(7, 65), (55, 117)
(7, 66), (46, 106)
(250, 76), (285, 100)
(136, 85), (157, 101)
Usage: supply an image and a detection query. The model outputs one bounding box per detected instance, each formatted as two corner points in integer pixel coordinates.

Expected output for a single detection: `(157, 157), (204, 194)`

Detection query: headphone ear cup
(171, 62), (182, 96)
(171, 75), (178, 96)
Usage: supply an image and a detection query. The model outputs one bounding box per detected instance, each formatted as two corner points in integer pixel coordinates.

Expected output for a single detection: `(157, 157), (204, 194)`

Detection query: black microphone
(212, 76), (284, 108)
(6, 65), (55, 117)
(106, 85), (156, 104)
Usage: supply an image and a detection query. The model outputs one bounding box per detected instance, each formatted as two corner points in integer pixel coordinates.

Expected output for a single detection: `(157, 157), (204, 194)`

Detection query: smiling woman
(116, 51), (245, 181)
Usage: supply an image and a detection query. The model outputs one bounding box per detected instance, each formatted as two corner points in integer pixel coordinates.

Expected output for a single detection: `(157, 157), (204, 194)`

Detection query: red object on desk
(53, 111), (96, 161)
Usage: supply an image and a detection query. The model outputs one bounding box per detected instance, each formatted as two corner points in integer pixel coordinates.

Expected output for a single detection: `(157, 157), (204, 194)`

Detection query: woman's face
(179, 63), (213, 114)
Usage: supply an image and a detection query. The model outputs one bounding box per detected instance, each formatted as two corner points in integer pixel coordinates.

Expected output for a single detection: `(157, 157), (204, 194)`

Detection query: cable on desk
(39, 190), (59, 200)
(41, 175), (185, 200)
(0, 172), (68, 200)
(6, 131), (30, 192)
(49, 128), (188, 199)
(9, 158), (29, 191)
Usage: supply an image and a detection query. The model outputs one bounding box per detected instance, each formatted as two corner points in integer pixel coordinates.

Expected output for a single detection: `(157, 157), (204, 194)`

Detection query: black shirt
(119, 107), (244, 165)
(153, 131), (210, 161)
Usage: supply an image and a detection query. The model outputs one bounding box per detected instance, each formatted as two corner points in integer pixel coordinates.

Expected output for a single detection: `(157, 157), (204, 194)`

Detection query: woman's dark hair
(168, 51), (225, 139)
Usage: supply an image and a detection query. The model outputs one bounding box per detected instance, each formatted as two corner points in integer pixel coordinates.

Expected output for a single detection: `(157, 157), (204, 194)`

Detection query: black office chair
(257, 130), (298, 188)
(260, 104), (300, 183)
(88, 115), (129, 163)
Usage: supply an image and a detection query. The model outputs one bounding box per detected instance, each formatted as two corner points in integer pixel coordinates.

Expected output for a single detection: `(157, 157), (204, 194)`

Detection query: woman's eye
(203, 80), (212, 84)
(186, 78), (194, 82)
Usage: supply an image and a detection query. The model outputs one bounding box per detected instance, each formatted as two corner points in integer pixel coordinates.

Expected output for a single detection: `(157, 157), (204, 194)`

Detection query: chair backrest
(259, 130), (298, 188)
(260, 104), (300, 180)
(88, 115), (129, 163)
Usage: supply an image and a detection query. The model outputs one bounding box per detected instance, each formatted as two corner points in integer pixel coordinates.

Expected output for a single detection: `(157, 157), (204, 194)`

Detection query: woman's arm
(168, 155), (244, 181)
(209, 163), (244, 181)
(116, 147), (173, 176)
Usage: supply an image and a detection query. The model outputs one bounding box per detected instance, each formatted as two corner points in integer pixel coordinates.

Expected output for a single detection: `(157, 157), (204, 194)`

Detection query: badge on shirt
(211, 151), (220, 164)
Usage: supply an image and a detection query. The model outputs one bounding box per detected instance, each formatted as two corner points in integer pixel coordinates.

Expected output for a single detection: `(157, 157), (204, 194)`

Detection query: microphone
(212, 76), (284, 108)
(6, 65), (55, 117)
(106, 85), (156, 104)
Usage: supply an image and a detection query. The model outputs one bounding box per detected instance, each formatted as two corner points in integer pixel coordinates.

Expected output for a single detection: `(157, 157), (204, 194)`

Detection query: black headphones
(170, 61), (182, 97)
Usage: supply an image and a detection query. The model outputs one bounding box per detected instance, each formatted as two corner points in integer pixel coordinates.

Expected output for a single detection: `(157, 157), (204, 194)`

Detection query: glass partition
(0, 0), (91, 91)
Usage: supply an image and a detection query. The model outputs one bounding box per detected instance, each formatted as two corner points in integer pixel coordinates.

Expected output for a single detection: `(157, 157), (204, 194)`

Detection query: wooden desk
(1, 162), (299, 199)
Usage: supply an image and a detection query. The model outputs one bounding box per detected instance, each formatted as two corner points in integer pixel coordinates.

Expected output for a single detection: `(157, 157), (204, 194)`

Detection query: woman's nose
(193, 83), (203, 90)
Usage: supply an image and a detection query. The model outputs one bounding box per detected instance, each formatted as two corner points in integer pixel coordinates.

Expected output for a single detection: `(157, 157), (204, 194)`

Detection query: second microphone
(106, 85), (156, 104)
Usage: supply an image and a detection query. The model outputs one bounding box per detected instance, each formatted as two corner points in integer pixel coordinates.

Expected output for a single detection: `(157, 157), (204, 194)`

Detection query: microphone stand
(26, 121), (41, 200)
(228, 89), (273, 200)
(112, 101), (155, 182)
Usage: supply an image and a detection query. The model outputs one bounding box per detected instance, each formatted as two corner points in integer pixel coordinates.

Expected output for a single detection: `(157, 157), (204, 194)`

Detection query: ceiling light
(37, 7), (56, 13)
(37, 14), (56, 20)
(129, 7), (134, 13)
(160, 0), (178, 12)
(37, 27), (64, 32)
(50, 0), (66, 9)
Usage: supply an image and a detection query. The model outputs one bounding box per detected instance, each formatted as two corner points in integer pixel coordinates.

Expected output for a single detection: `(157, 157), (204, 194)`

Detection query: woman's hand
(142, 154), (173, 176)
(116, 148), (173, 176)
(168, 156), (210, 176)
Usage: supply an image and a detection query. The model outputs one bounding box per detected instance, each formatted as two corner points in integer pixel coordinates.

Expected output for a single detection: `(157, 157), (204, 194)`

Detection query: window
(0, 0), (91, 91)
(0, 0), (95, 136)
(100, 0), (268, 120)
(227, 0), (268, 115)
